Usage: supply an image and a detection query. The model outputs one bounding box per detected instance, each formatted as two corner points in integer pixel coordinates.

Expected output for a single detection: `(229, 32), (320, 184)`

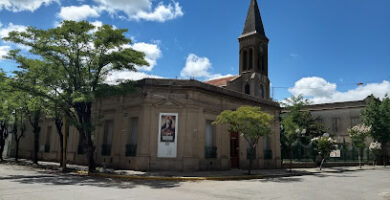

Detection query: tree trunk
(74, 102), (96, 172)
(382, 143), (388, 167)
(0, 140), (4, 161)
(54, 118), (64, 168)
(0, 131), (5, 161)
(0, 123), (7, 161)
(289, 144), (293, 172)
(320, 158), (325, 170)
(358, 151), (362, 169)
(85, 131), (95, 172)
(28, 110), (41, 164)
(248, 158), (253, 175)
(32, 127), (40, 164)
(59, 135), (64, 167)
(248, 147), (255, 175)
(15, 139), (20, 161)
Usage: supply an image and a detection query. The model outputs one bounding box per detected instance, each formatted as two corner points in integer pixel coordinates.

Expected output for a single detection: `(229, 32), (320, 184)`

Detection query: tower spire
(241, 0), (266, 37)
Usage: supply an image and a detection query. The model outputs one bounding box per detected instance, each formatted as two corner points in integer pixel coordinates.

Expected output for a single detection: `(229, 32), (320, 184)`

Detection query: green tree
(8, 65), (48, 164)
(27, 96), (45, 164)
(280, 114), (297, 169)
(362, 95), (390, 166)
(45, 99), (70, 170)
(8, 91), (29, 161)
(214, 106), (273, 175)
(348, 124), (371, 168)
(282, 96), (326, 138)
(281, 95), (326, 170)
(0, 73), (29, 162)
(4, 20), (148, 172)
(0, 71), (12, 161)
(369, 141), (382, 166)
(312, 136), (336, 170)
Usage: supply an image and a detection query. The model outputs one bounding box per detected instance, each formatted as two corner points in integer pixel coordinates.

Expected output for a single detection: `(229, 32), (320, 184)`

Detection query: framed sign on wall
(157, 113), (178, 158)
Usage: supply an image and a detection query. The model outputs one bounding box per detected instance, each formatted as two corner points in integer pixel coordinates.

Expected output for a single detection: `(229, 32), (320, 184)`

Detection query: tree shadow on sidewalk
(5, 173), (182, 190)
(312, 172), (358, 178)
(257, 177), (303, 183)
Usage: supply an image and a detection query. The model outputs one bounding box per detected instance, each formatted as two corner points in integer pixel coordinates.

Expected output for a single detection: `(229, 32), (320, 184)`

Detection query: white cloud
(289, 77), (337, 98)
(131, 42), (162, 71)
(0, 23), (30, 50)
(93, 0), (151, 15)
(0, 23), (28, 39)
(180, 53), (232, 80)
(205, 74), (235, 81)
(0, 45), (10, 60)
(88, 20), (112, 33)
(0, 0), (58, 12)
(288, 76), (390, 104)
(104, 41), (162, 83)
(90, 21), (103, 29)
(181, 54), (212, 78)
(131, 2), (183, 22)
(58, 5), (100, 21)
(92, 0), (183, 22)
(105, 70), (162, 84)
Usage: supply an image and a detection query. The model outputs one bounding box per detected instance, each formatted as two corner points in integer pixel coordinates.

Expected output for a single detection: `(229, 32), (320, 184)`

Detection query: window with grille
(126, 117), (138, 157)
(205, 120), (217, 158)
(101, 120), (114, 156)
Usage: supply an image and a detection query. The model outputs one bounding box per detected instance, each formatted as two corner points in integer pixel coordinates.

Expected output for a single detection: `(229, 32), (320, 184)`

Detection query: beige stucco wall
(14, 82), (281, 171)
(311, 107), (362, 144)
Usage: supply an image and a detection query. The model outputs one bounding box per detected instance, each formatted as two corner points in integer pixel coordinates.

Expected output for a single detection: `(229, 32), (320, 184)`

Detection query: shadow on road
(3, 173), (182, 190)
(258, 177), (303, 183)
(312, 173), (358, 178)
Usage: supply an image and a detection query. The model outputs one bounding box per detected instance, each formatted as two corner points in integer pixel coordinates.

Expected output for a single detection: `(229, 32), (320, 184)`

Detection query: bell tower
(238, 0), (270, 99)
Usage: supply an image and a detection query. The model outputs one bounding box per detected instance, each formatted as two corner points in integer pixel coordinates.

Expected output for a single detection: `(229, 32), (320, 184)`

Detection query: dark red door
(230, 132), (239, 168)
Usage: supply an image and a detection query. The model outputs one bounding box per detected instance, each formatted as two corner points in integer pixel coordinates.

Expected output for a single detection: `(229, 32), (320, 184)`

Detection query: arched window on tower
(258, 46), (263, 72)
(243, 50), (248, 71)
(262, 50), (267, 75)
(245, 84), (250, 95)
(259, 85), (264, 98)
(258, 55), (262, 72)
(249, 48), (253, 70)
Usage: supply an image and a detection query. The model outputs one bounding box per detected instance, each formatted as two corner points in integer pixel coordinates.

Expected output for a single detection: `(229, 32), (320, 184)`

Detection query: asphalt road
(0, 164), (389, 200)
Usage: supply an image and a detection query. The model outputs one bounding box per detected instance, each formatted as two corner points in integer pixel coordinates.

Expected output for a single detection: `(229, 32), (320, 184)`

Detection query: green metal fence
(282, 138), (376, 163)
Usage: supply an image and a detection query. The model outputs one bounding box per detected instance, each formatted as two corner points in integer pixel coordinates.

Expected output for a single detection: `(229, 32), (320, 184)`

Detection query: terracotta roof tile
(205, 76), (238, 87)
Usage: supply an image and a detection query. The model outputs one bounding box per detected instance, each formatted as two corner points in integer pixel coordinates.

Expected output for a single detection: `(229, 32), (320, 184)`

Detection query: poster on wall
(157, 113), (178, 158)
(160, 114), (177, 142)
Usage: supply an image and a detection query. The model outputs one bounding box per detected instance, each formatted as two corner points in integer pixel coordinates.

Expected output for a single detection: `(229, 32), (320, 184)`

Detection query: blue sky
(0, 0), (390, 103)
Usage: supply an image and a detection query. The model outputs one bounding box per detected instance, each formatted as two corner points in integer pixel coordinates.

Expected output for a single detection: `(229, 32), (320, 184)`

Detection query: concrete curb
(74, 171), (316, 181)
(75, 171), (268, 181)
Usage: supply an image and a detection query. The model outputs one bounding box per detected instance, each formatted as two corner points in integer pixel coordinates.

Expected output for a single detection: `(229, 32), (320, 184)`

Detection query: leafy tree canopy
(281, 95), (326, 141)
(4, 20), (148, 107)
(348, 124), (371, 150)
(3, 20), (149, 171)
(362, 95), (390, 145)
(213, 106), (273, 146)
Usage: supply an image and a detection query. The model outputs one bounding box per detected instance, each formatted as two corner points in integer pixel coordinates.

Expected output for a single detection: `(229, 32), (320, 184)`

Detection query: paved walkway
(1, 163), (389, 200)
(1, 158), (384, 180)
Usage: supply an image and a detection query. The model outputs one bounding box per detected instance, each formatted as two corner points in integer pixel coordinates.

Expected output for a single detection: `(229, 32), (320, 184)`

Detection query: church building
(11, 0), (282, 171)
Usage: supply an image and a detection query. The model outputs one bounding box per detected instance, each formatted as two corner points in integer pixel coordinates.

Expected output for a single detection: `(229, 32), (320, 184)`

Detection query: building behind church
(5, 0), (282, 171)
(303, 99), (368, 145)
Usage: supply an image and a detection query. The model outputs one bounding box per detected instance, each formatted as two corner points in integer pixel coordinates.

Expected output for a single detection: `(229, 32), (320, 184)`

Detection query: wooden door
(230, 132), (239, 168)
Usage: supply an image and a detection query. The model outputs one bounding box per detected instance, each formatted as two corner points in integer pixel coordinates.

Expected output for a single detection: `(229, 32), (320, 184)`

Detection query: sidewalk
(1, 158), (383, 181)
